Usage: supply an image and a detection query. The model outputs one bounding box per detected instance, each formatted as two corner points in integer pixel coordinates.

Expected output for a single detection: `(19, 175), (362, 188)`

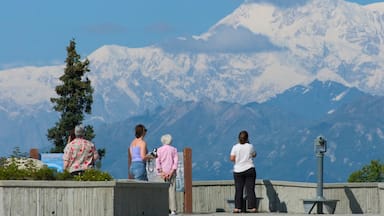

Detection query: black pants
(233, 167), (257, 209)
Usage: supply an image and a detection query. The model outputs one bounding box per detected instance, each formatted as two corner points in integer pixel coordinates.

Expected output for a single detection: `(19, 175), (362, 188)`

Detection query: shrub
(55, 170), (75, 180)
(348, 160), (384, 182)
(74, 169), (113, 181)
(0, 157), (113, 181)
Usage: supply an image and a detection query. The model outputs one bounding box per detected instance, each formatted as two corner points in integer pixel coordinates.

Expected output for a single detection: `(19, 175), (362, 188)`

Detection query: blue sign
(175, 152), (184, 192)
(41, 153), (64, 172)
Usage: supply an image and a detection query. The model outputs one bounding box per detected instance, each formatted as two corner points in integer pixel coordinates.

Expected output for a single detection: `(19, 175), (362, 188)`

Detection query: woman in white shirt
(230, 130), (257, 213)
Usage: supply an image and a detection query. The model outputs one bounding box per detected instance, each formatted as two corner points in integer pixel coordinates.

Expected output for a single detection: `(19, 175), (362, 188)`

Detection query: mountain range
(1, 0), (384, 182)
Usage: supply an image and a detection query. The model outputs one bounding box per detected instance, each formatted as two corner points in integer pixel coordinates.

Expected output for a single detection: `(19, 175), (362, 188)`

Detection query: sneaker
(170, 211), (177, 215)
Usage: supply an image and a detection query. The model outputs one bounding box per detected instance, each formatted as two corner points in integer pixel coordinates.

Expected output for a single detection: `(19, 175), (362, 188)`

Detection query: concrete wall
(0, 180), (169, 216)
(176, 180), (384, 214)
(379, 183), (384, 214)
(324, 182), (380, 214)
(1, 179), (381, 215)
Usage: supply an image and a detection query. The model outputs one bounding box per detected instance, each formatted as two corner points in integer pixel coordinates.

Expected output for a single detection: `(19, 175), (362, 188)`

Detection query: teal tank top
(131, 146), (142, 162)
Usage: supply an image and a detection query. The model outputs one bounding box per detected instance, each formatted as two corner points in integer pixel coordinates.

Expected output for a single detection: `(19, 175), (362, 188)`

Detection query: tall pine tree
(47, 39), (94, 153)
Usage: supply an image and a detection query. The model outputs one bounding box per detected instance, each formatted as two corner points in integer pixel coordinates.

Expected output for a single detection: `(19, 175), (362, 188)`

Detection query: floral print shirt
(63, 137), (99, 173)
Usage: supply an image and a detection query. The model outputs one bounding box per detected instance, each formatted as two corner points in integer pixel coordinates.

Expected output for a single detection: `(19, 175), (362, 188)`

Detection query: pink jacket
(155, 144), (178, 175)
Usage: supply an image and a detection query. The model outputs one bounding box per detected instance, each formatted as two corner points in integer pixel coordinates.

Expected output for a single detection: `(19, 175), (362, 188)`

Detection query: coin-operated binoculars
(314, 136), (327, 201)
(303, 136), (338, 214)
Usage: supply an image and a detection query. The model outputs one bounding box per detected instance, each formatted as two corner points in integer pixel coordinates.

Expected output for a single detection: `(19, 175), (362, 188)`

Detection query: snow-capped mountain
(365, 2), (384, 13)
(193, 0), (384, 94)
(2, 0), (384, 117)
(1, 0), (384, 181)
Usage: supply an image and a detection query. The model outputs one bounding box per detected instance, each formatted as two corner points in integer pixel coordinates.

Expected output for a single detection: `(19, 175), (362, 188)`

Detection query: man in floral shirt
(63, 124), (99, 175)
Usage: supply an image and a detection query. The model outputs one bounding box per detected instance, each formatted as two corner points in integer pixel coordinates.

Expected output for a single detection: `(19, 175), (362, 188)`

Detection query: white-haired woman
(156, 134), (178, 215)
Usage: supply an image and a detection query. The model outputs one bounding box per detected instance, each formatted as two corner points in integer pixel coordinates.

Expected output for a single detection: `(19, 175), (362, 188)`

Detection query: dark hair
(135, 124), (147, 138)
(238, 130), (249, 144)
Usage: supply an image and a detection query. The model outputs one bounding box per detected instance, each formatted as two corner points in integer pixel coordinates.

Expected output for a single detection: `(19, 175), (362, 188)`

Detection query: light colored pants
(152, 173), (177, 212)
(167, 174), (177, 212)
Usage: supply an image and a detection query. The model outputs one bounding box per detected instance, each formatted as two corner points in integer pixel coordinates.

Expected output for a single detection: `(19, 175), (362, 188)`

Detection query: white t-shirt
(230, 143), (256, 173)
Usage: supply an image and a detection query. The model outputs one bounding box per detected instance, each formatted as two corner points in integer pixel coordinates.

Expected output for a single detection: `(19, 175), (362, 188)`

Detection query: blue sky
(0, 0), (382, 69)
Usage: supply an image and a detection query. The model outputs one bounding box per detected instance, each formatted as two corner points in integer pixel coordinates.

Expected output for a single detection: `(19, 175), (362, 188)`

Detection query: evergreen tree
(47, 39), (94, 153)
(348, 160), (384, 182)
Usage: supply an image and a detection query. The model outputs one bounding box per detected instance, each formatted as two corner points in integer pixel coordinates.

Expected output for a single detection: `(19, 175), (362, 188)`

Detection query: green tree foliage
(47, 39), (94, 153)
(348, 160), (384, 182)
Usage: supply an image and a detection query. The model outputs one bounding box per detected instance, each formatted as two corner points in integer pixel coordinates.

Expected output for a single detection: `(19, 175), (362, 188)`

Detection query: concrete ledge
(0, 180), (117, 187)
(181, 180), (383, 214)
(1, 179), (382, 215)
(0, 180), (169, 216)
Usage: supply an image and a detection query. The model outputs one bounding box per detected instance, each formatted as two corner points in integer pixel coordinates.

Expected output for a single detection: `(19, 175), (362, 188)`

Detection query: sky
(0, 0), (383, 70)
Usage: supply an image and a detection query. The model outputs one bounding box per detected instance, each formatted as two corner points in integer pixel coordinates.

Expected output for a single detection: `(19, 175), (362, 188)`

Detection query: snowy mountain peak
(203, 0), (384, 94)
(88, 45), (162, 62)
(2, 0), (384, 117)
(0, 65), (62, 106)
(364, 2), (384, 13)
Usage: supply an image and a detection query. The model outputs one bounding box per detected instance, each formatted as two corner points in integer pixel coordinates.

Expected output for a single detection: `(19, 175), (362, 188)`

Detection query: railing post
(183, 148), (192, 213)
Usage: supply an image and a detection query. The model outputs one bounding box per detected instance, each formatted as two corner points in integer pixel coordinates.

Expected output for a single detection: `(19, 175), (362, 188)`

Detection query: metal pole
(316, 152), (324, 199)
(316, 152), (324, 213)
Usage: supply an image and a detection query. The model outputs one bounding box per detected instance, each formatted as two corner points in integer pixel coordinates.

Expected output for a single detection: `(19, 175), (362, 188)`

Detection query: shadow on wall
(263, 180), (287, 212)
(344, 187), (363, 214)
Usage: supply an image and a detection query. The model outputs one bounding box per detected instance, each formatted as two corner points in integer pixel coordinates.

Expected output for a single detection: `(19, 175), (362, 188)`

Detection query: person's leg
(244, 168), (257, 210)
(234, 172), (245, 210)
(138, 162), (148, 181)
(168, 174), (177, 213)
(130, 162), (139, 179)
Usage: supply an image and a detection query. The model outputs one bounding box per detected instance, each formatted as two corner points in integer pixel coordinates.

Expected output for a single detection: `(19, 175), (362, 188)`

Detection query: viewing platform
(2, 150), (383, 216)
(1, 179), (383, 216)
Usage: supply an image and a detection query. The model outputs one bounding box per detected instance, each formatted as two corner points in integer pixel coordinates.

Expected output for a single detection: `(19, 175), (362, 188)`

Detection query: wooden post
(29, 148), (40, 160)
(183, 148), (192, 213)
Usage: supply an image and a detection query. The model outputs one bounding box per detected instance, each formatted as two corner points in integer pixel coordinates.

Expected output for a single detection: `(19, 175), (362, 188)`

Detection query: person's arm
(251, 151), (256, 158)
(140, 141), (148, 160)
(128, 147), (132, 167)
(170, 148), (178, 176)
(128, 146), (133, 179)
(230, 145), (236, 162)
(155, 150), (162, 173)
(250, 145), (257, 158)
(230, 155), (236, 162)
(63, 160), (69, 170)
(63, 146), (70, 170)
(93, 145), (100, 161)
